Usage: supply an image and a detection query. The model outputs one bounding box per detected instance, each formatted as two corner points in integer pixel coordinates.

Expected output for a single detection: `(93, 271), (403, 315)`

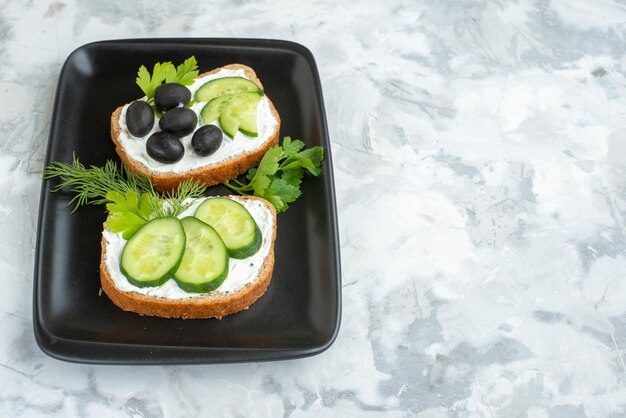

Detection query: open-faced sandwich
(110, 58), (281, 192)
(43, 56), (323, 319)
(101, 194), (277, 319)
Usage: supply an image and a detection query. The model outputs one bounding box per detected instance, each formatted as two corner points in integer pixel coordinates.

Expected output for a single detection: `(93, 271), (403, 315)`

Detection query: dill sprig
(41, 155), (154, 211)
(156, 179), (207, 218)
(41, 155), (207, 238)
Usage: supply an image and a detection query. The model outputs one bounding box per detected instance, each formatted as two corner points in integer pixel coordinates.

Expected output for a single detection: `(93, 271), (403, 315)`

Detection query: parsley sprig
(42, 138), (324, 236)
(42, 156), (206, 239)
(136, 56), (199, 102)
(223, 137), (324, 213)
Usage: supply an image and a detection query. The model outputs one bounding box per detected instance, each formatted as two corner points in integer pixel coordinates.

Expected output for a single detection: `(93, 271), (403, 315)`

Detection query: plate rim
(33, 37), (342, 364)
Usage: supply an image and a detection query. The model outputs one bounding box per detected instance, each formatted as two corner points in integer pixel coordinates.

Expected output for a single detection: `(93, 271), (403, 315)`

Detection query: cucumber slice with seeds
(218, 110), (240, 139)
(200, 94), (232, 125)
(220, 93), (260, 137)
(238, 106), (260, 137)
(173, 217), (229, 293)
(194, 198), (262, 259)
(195, 77), (262, 102)
(200, 92), (262, 138)
(120, 217), (186, 288)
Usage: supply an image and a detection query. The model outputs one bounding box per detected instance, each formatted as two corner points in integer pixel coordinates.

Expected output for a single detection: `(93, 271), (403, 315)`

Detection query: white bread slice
(110, 64), (281, 192)
(99, 196), (277, 319)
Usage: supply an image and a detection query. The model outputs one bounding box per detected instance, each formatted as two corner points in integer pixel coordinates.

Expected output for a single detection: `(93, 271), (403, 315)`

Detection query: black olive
(125, 101), (154, 137)
(159, 107), (198, 138)
(146, 132), (184, 164)
(154, 83), (191, 111)
(191, 125), (223, 156)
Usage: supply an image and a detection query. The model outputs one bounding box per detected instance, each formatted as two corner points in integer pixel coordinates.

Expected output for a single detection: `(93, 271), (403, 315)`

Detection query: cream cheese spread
(117, 69), (279, 174)
(102, 197), (275, 299)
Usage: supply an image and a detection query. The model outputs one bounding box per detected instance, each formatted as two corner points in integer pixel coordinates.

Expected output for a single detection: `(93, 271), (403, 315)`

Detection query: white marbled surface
(2, 0), (626, 416)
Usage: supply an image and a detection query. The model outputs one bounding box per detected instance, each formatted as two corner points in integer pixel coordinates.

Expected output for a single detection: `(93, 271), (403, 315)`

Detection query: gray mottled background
(2, 0), (626, 416)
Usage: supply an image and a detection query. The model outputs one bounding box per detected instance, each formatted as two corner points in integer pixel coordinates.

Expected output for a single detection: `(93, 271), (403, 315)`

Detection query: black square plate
(33, 39), (341, 364)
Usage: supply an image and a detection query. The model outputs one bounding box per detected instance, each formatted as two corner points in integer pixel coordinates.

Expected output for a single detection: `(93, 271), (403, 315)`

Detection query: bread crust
(110, 64), (281, 192)
(99, 196), (277, 319)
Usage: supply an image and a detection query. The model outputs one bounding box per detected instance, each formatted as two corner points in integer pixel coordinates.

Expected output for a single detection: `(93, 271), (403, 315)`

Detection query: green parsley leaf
(257, 178), (301, 213)
(256, 145), (284, 176)
(269, 177), (301, 203)
(246, 167), (257, 181)
(105, 190), (157, 239)
(135, 56), (199, 100)
(135, 61), (174, 100)
(249, 145), (284, 196)
(137, 192), (154, 219)
(223, 137), (324, 213)
(171, 56), (199, 86)
(282, 137), (305, 156)
(135, 65), (153, 99)
(297, 147), (324, 175)
(106, 212), (147, 240)
(280, 167), (304, 187)
(250, 175), (271, 197)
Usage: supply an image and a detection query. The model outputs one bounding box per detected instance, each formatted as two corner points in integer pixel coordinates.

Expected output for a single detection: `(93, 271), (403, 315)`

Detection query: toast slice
(99, 196), (277, 319)
(110, 64), (281, 192)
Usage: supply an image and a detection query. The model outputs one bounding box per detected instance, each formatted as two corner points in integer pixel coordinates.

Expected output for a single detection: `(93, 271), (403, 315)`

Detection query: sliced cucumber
(195, 77), (262, 102)
(199, 92), (262, 138)
(238, 109), (259, 137)
(173, 217), (229, 293)
(194, 198), (262, 259)
(200, 94), (232, 125)
(217, 109), (240, 138)
(220, 92), (260, 137)
(120, 217), (186, 288)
